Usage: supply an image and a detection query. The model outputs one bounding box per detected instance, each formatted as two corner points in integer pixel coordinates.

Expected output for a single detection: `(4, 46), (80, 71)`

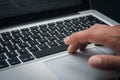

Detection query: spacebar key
(33, 45), (68, 58)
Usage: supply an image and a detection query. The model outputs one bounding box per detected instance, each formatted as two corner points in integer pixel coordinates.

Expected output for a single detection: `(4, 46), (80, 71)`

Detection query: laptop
(0, 0), (119, 80)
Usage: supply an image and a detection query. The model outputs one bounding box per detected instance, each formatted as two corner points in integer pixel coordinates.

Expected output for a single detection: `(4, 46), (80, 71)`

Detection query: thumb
(88, 55), (120, 71)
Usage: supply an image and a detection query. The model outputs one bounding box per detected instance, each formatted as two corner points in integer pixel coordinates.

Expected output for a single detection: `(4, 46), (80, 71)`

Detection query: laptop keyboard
(0, 15), (106, 69)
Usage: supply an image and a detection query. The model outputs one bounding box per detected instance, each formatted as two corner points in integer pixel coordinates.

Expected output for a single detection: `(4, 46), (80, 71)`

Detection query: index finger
(64, 30), (90, 44)
(64, 24), (109, 45)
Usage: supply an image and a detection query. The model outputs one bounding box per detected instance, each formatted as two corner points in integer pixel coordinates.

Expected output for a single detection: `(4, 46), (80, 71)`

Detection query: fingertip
(67, 45), (76, 53)
(67, 43), (80, 53)
(88, 55), (102, 69)
(64, 36), (70, 44)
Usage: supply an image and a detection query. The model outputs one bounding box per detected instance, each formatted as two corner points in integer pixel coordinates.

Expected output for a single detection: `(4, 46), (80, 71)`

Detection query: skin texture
(64, 24), (120, 71)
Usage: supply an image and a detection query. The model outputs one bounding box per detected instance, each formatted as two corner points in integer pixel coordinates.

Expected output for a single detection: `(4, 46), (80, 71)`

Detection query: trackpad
(45, 54), (117, 80)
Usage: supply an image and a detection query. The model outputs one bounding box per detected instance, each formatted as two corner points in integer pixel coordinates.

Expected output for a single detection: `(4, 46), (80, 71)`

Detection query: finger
(64, 24), (109, 45)
(67, 42), (89, 53)
(88, 55), (120, 71)
(64, 30), (90, 45)
(67, 43), (80, 53)
(79, 42), (89, 51)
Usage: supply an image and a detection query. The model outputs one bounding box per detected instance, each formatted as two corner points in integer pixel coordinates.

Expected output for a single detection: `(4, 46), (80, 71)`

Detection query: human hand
(64, 24), (120, 71)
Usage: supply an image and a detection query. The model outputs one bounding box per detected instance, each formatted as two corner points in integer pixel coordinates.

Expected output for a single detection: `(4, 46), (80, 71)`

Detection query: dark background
(0, 0), (81, 19)
(91, 0), (120, 23)
(0, 0), (84, 29)
(0, 0), (119, 29)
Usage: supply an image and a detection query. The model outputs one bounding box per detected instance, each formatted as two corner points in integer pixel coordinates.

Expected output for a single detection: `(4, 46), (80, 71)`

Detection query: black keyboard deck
(0, 15), (106, 69)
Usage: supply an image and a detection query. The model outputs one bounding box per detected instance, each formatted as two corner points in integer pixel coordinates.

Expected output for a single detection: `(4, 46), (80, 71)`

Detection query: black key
(11, 38), (22, 44)
(0, 37), (3, 42)
(6, 51), (18, 58)
(17, 48), (29, 55)
(11, 30), (20, 34)
(40, 32), (50, 37)
(30, 26), (38, 30)
(1, 41), (12, 46)
(1, 32), (10, 37)
(30, 34), (41, 39)
(31, 29), (41, 34)
(37, 38), (48, 43)
(56, 21), (64, 25)
(22, 32), (32, 37)
(0, 53), (6, 60)
(65, 27), (75, 32)
(71, 18), (79, 22)
(21, 28), (32, 37)
(0, 60), (9, 69)
(12, 33), (23, 39)
(64, 19), (71, 23)
(64, 22), (74, 27)
(84, 15), (94, 21)
(28, 46), (39, 52)
(11, 30), (22, 38)
(72, 25), (82, 31)
(55, 34), (65, 39)
(64, 32), (72, 36)
(48, 25), (57, 30)
(21, 28), (29, 32)
(39, 25), (47, 28)
(8, 57), (21, 65)
(72, 20), (80, 25)
(47, 41), (58, 47)
(39, 25), (49, 32)
(1, 32), (13, 41)
(49, 30), (59, 35)
(56, 40), (64, 45)
(88, 21), (96, 26)
(0, 47), (8, 53)
(33, 45), (68, 58)
(47, 23), (56, 26)
(19, 54), (34, 62)
(21, 36), (32, 42)
(40, 28), (49, 32)
(79, 21), (89, 28)
(47, 36), (57, 41)
(56, 24), (65, 28)
(28, 40), (39, 46)
(18, 43), (29, 48)
(0, 46), (2, 49)
(57, 28), (67, 33)
(7, 45), (19, 51)
(37, 43), (49, 50)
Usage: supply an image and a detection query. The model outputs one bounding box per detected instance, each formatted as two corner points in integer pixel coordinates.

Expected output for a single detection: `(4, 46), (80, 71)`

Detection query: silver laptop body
(0, 0), (119, 80)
